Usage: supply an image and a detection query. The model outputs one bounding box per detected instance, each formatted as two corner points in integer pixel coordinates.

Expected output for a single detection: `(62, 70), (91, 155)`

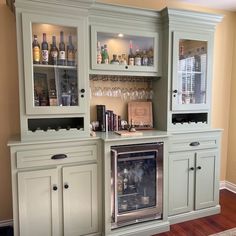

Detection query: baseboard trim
(168, 205), (221, 225)
(0, 219), (13, 227)
(220, 180), (236, 194)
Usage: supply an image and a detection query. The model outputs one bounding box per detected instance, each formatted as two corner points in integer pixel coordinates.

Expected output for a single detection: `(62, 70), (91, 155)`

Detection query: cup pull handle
(189, 142), (200, 147)
(51, 154), (68, 160)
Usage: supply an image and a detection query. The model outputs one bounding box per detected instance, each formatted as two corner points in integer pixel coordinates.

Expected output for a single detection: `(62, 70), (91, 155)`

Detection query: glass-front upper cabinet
(90, 26), (159, 75)
(22, 13), (87, 115)
(171, 32), (212, 111)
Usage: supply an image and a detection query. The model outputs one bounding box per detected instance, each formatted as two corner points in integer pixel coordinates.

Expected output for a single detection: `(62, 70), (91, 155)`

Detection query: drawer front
(16, 144), (97, 168)
(169, 134), (219, 152)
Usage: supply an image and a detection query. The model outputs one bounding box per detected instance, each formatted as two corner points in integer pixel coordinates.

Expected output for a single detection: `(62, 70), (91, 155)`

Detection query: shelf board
(33, 64), (77, 70)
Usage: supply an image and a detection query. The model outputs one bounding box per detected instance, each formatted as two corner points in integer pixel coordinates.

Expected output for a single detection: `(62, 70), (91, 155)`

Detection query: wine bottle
(102, 44), (109, 64)
(128, 40), (134, 66)
(97, 41), (102, 64)
(67, 34), (75, 66)
(58, 31), (66, 65)
(32, 35), (40, 64)
(49, 36), (58, 65)
(41, 33), (48, 65)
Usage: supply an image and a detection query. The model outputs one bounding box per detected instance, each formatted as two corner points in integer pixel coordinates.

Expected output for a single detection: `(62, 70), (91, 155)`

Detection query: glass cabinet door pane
(96, 32), (155, 67)
(177, 39), (207, 105)
(32, 23), (78, 107)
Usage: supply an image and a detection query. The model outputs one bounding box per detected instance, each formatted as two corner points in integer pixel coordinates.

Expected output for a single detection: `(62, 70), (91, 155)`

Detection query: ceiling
(177, 0), (236, 12)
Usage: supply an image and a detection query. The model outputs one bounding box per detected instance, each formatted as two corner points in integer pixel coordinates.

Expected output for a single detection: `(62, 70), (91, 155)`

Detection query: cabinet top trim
(161, 8), (223, 28)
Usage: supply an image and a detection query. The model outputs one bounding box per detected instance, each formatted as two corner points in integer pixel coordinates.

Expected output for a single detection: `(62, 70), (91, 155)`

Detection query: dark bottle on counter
(49, 36), (58, 65)
(32, 35), (40, 64)
(128, 40), (134, 66)
(67, 34), (76, 66)
(58, 31), (66, 66)
(41, 33), (49, 65)
(134, 49), (141, 66)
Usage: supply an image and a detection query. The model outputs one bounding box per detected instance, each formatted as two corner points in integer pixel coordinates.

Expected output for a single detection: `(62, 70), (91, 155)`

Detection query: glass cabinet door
(22, 13), (87, 115)
(91, 26), (159, 74)
(171, 32), (212, 111)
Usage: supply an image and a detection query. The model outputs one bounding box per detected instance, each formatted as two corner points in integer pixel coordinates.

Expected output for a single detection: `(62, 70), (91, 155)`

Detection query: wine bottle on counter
(32, 35), (40, 64)
(102, 44), (109, 64)
(58, 31), (66, 66)
(67, 34), (76, 66)
(49, 36), (58, 65)
(41, 33), (49, 65)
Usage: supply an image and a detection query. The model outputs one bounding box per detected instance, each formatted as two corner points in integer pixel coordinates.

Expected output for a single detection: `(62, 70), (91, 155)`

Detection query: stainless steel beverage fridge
(111, 142), (163, 228)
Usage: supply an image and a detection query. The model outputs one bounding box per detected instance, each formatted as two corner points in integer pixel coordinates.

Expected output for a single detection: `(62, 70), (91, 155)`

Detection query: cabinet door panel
(195, 150), (218, 210)
(63, 164), (98, 236)
(21, 13), (87, 115)
(169, 152), (195, 216)
(18, 169), (59, 236)
(171, 31), (212, 111)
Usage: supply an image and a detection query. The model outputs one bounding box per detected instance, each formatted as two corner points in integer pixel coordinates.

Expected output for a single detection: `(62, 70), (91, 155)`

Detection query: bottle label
(41, 50), (48, 62)
(67, 50), (75, 62)
(97, 54), (102, 64)
(129, 58), (134, 66)
(33, 47), (40, 62)
(104, 58), (109, 64)
(51, 50), (58, 58)
(135, 57), (141, 66)
(59, 51), (66, 60)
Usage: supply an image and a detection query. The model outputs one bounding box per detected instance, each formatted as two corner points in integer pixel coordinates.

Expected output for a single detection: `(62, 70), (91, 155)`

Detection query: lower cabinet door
(62, 164), (98, 236)
(18, 168), (59, 236)
(195, 150), (218, 210)
(169, 152), (195, 216)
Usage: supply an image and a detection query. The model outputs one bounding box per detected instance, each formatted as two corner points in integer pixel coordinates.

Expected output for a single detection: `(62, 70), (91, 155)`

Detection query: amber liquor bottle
(49, 36), (58, 65)
(32, 35), (40, 64)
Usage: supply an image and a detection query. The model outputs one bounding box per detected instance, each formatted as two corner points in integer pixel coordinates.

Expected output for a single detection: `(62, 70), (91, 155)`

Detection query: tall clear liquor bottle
(32, 34), (40, 64)
(58, 31), (66, 65)
(67, 34), (75, 66)
(49, 36), (58, 65)
(128, 40), (134, 66)
(41, 33), (48, 65)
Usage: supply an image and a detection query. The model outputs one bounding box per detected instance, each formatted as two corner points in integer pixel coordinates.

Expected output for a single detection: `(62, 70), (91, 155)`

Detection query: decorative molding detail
(0, 219), (13, 227)
(220, 181), (236, 194)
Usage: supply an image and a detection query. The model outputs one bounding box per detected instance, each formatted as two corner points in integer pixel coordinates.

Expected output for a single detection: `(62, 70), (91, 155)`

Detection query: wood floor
(154, 189), (236, 236)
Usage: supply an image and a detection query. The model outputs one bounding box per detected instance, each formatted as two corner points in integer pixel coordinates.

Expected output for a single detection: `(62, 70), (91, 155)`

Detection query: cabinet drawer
(169, 135), (218, 152)
(16, 144), (97, 168)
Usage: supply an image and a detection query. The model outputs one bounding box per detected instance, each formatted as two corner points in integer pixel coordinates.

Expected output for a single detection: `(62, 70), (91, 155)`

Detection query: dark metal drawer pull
(189, 142), (200, 147)
(51, 154), (68, 160)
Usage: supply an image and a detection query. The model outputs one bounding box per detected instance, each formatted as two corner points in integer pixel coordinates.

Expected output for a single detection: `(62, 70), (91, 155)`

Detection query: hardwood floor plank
(154, 190), (236, 236)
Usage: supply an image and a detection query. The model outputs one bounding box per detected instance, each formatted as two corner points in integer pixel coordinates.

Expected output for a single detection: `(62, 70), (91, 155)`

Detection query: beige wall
(0, 1), (20, 220)
(0, 0), (235, 222)
(227, 19), (236, 184)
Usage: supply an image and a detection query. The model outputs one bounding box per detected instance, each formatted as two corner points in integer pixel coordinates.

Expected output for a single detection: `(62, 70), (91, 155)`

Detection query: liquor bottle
(67, 34), (76, 66)
(110, 54), (119, 64)
(102, 44), (109, 64)
(128, 40), (134, 66)
(142, 50), (148, 66)
(147, 47), (154, 66)
(49, 36), (58, 65)
(32, 35), (40, 64)
(97, 41), (102, 64)
(117, 172), (123, 195)
(41, 33), (48, 65)
(58, 31), (66, 66)
(134, 49), (141, 66)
